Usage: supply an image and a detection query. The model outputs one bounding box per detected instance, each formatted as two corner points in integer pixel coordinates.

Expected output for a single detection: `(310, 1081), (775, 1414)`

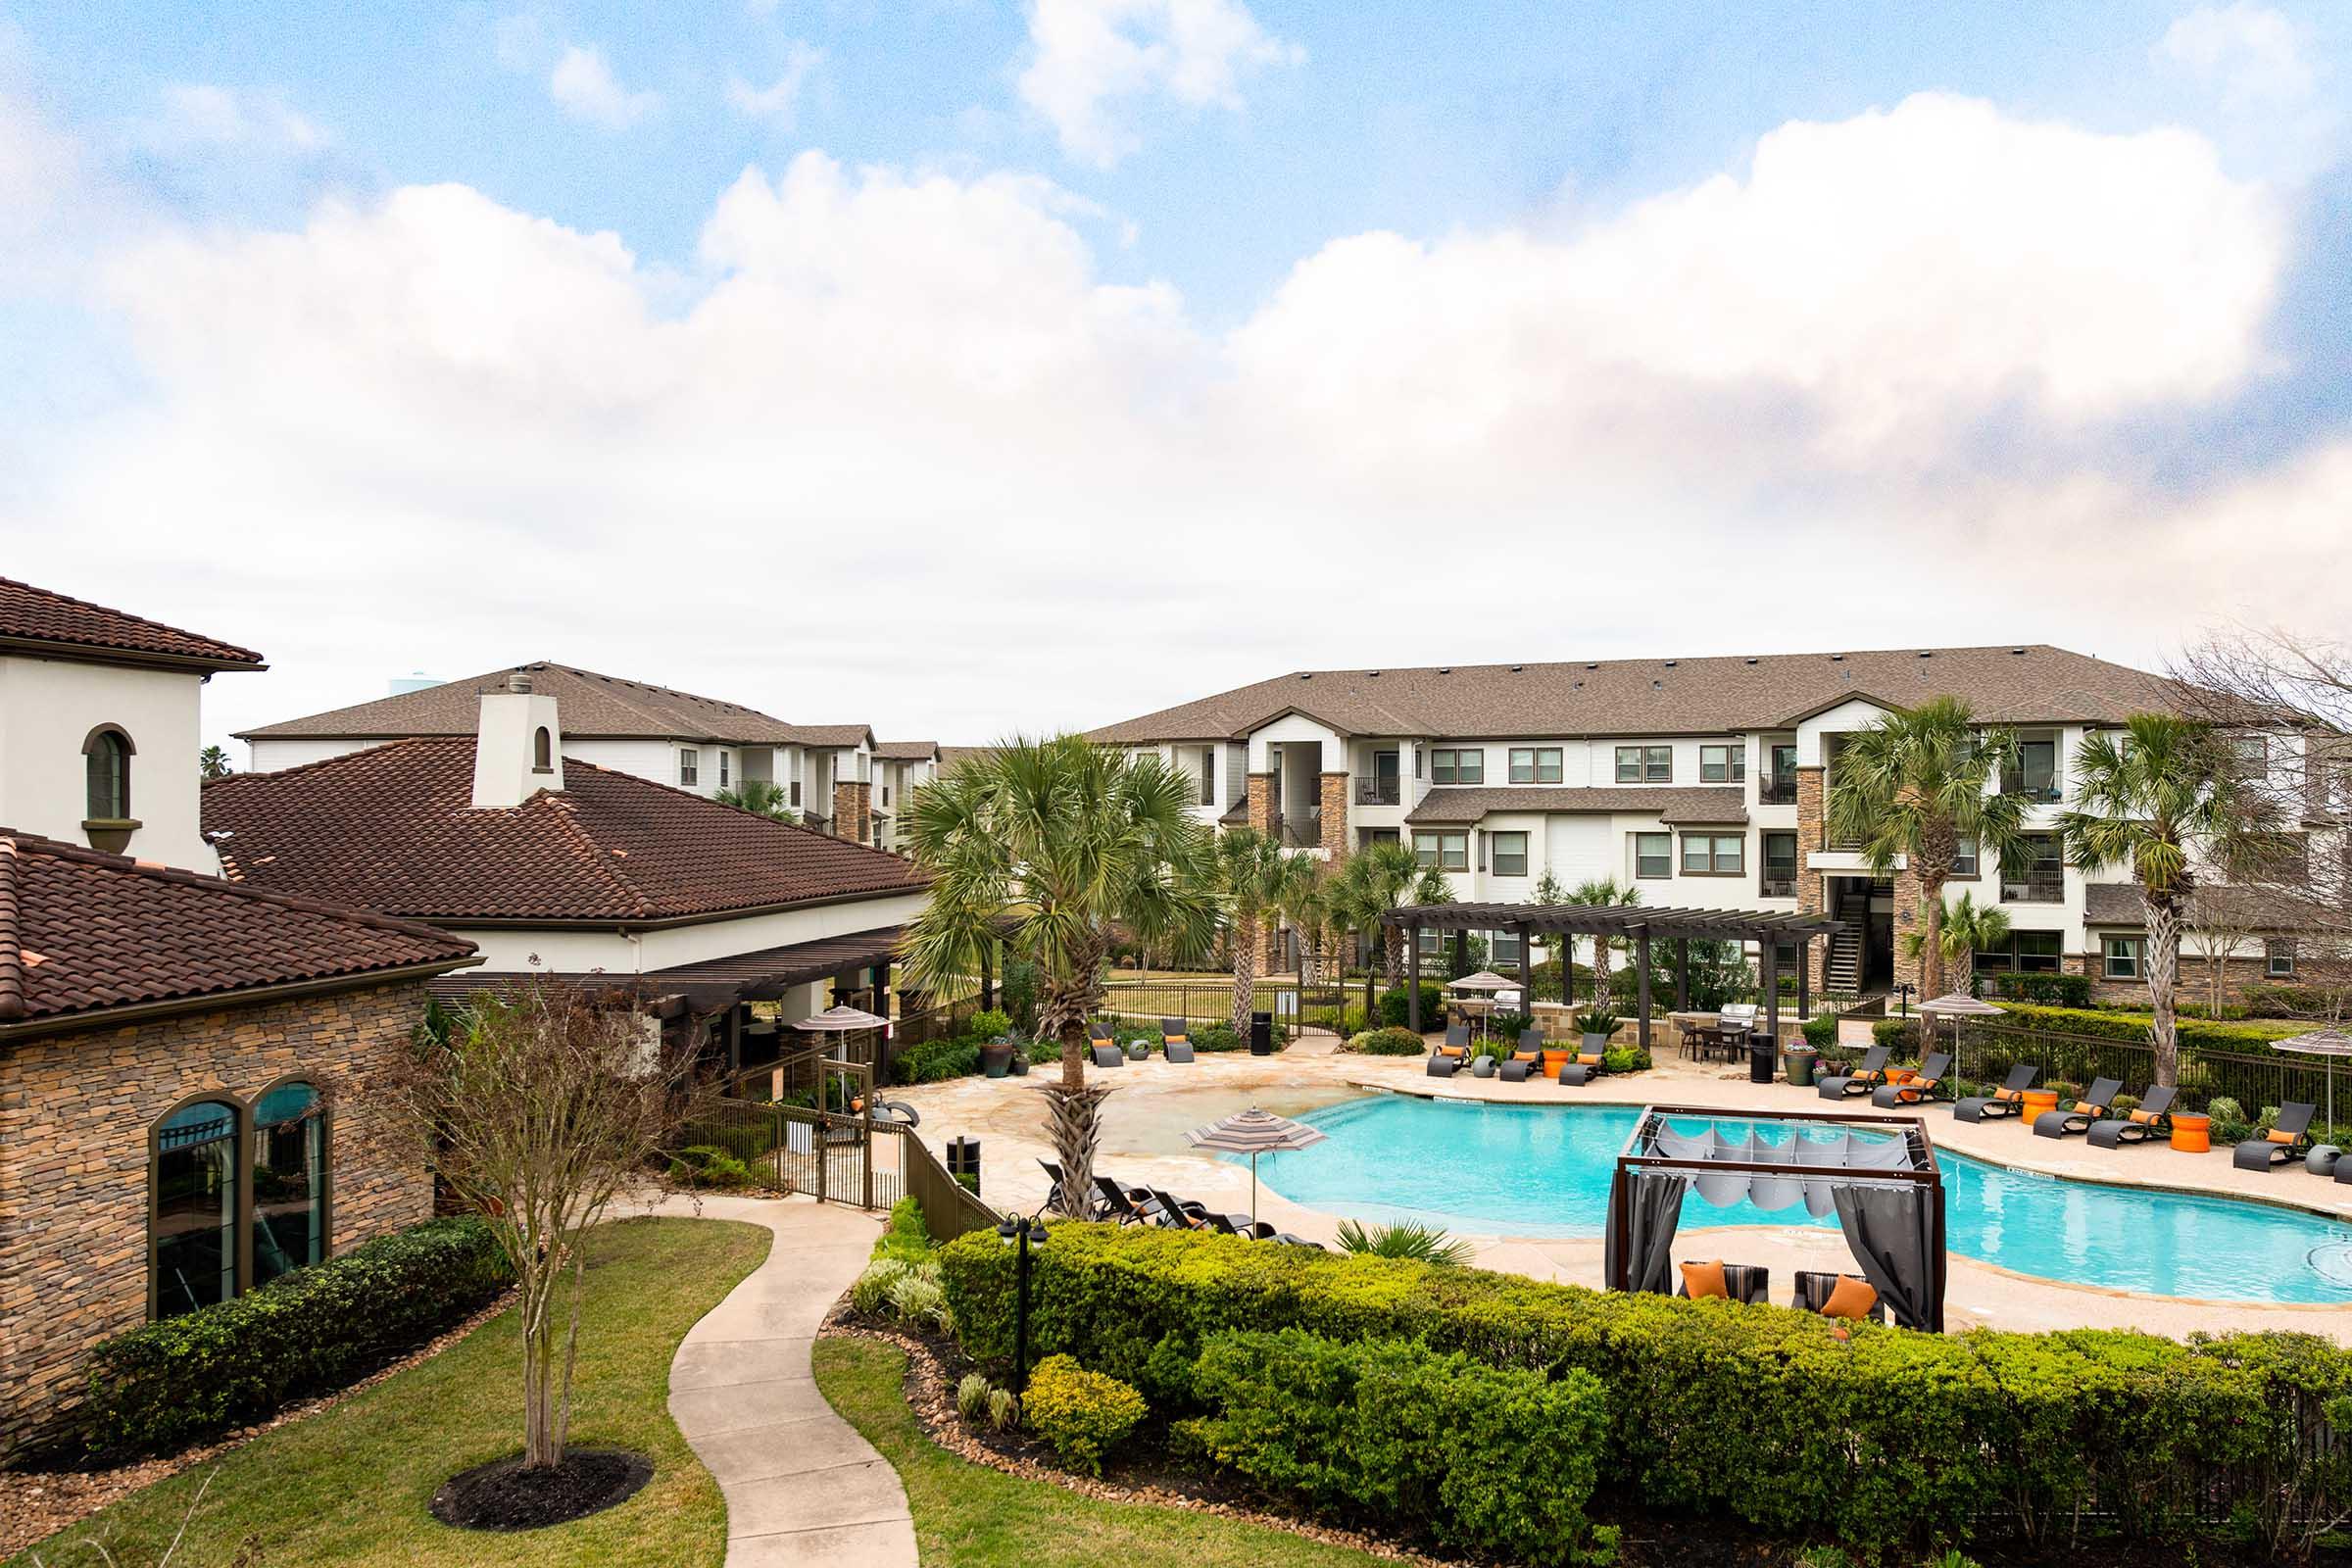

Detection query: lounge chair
(2233, 1102), (2318, 1171)
(1040, 1160), (1112, 1219)
(1816, 1045), (1891, 1100)
(1427, 1024), (1473, 1078)
(1090, 1174), (1168, 1225)
(1499, 1030), (1545, 1083)
(1792, 1270), (1886, 1323)
(2087, 1085), (2177, 1149)
(1870, 1053), (1953, 1108)
(2034, 1077), (2124, 1140)
(2337, 1152), (2352, 1187)
(1954, 1063), (2038, 1123)
(1087, 1021), (1123, 1068)
(1558, 1042), (1610, 1087)
(1158, 1018), (1196, 1063)
(1675, 1259), (1769, 1304)
(1147, 1186), (1246, 1232)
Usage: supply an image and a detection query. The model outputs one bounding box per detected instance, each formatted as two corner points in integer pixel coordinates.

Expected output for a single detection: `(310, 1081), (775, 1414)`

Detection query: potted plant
(980, 1035), (1016, 1079)
(1575, 1009), (1619, 1054)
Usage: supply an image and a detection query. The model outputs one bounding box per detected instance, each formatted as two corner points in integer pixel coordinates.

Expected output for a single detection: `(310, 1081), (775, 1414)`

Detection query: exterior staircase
(1824, 926), (1862, 992)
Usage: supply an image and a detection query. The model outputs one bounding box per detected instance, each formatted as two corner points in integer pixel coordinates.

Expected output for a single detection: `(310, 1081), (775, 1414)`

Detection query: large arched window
(153, 1100), (240, 1319)
(252, 1081), (327, 1286)
(84, 726), (133, 821)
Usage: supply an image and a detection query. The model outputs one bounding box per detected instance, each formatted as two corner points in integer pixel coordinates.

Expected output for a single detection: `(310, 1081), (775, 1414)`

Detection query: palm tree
(1907, 890), (2009, 993)
(1348, 840), (1452, 993)
(2059, 713), (2270, 1087)
(198, 745), (233, 780)
(1825, 697), (2029, 1002)
(1213, 828), (1317, 1041)
(1567, 878), (1639, 1010)
(900, 736), (1217, 1215)
(715, 779), (796, 820)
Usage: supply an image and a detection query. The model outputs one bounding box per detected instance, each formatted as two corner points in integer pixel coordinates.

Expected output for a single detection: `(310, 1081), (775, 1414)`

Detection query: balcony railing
(1760, 874), (1796, 899)
(1759, 777), (1797, 806)
(1278, 810), (1323, 849)
(2001, 872), (2065, 904)
(2005, 779), (2062, 804)
(1354, 777), (1401, 807)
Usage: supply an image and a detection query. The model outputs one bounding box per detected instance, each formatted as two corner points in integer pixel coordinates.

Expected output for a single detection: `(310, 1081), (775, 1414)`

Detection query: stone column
(1244, 773), (1283, 971)
(832, 780), (871, 842)
(1318, 771), (1348, 858)
(1891, 858), (1928, 997)
(1795, 764), (1829, 995)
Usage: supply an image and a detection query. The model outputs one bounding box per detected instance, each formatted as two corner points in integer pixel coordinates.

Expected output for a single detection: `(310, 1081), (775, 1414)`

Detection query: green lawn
(13, 1217), (766, 1568)
(812, 1337), (1389, 1568)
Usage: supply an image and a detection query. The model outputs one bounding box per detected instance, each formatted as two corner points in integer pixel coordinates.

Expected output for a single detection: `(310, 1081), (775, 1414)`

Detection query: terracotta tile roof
(1405, 786), (1749, 825)
(1090, 646), (2180, 745)
(871, 740), (938, 761)
(0, 577), (265, 671)
(237, 662), (810, 745)
(203, 738), (929, 924)
(0, 832), (474, 1030)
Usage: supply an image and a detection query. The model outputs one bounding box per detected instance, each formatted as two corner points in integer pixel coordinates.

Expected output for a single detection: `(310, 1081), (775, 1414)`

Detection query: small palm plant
(1568, 878), (1639, 1009)
(715, 779), (796, 820)
(1334, 1218), (1474, 1266)
(1213, 827), (1317, 1041)
(1904, 889), (2009, 993)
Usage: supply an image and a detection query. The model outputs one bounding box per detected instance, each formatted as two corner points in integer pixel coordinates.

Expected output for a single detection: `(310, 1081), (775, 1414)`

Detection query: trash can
(1747, 1035), (1778, 1085)
(1250, 1010), (1273, 1055)
(1784, 1045), (1817, 1089)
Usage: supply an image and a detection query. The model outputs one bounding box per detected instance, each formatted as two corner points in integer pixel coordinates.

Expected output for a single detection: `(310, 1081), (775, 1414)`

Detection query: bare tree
(393, 980), (695, 1470)
(2185, 895), (2263, 1021)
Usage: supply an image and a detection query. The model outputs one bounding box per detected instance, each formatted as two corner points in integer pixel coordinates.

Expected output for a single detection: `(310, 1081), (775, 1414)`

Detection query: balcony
(1760, 873), (1796, 899)
(1354, 777), (1401, 807)
(2004, 779), (2062, 805)
(2001, 871), (2065, 904)
(1277, 810), (1323, 849)
(1759, 776), (1797, 806)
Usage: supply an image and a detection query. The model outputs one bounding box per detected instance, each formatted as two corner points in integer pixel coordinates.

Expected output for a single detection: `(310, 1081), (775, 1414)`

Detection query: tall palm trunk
(1915, 873), (1949, 1000)
(1382, 924), (1404, 994)
(2144, 890), (2183, 1087)
(1590, 937), (1612, 1012)
(1232, 912), (1259, 1042)
(1042, 1076), (1109, 1218)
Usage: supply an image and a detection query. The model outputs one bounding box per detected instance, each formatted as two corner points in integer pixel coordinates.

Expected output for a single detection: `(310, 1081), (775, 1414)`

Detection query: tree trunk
(1591, 937), (1612, 1013)
(1916, 873), (1948, 1000)
(1382, 924), (1404, 995)
(1041, 1079), (1110, 1218)
(1232, 912), (1258, 1043)
(2145, 891), (2183, 1088)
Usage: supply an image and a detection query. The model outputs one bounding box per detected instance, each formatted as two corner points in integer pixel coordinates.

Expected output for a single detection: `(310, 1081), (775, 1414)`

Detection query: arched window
(252, 1081), (327, 1285)
(153, 1099), (240, 1318)
(84, 727), (133, 821)
(532, 726), (553, 771)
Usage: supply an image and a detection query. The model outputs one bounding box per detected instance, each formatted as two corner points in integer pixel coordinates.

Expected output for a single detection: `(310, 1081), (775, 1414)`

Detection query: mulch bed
(427, 1448), (652, 1532)
(0, 1288), (516, 1560)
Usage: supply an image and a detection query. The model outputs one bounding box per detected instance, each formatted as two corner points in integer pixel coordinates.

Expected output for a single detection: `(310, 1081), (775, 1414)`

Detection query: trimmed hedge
(1990, 1002), (2301, 1051)
(1375, 983), (1446, 1029)
(1347, 1026), (1429, 1055)
(81, 1216), (514, 1459)
(1984, 972), (2094, 1007)
(1188, 1328), (1610, 1561)
(937, 1223), (2352, 1553)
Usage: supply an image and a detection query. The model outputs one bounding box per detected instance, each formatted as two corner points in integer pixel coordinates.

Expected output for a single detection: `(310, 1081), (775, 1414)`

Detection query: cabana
(1383, 902), (1844, 1062)
(1602, 1103), (1948, 1331)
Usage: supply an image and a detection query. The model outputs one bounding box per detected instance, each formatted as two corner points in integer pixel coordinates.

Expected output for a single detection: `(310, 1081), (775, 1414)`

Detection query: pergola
(1603, 1103), (1948, 1331)
(1382, 902), (1845, 1053)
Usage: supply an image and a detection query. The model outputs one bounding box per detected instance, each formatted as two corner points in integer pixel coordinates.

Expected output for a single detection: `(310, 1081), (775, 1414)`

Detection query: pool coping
(1339, 1074), (2352, 1312)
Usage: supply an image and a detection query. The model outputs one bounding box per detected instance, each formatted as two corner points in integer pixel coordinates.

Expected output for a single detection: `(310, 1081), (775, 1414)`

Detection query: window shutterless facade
(1431, 748), (1484, 785)
(1491, 931), (1524, 966)
(2268, 939), (2297, 977)
(1615, 745), (1672, 783)
(153, 1082), (330, 1320)
(678, 748), (700, 787)
(1952, 835), (1979, 877)
(1634, 831), (1672, 879)
(1760, 742), (1798, 804)
(1761, 830), (1797, 897)
(1506, 747), (1562, 784)
(2010, 737), (2060, 802)
(84, 725), (133, 820)
(1976, 931), (2063, 974)
(1414, 830), (1468, 870)
(1698, 743), (1744, 783)
(1681, 832), (1743, 874)
(1492, 831), (1529, 876)
(2103, 936), (2143, 980)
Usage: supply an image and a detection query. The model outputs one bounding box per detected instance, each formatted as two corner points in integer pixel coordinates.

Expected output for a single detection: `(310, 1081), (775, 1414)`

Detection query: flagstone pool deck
(892, 1042), (2352, 1346)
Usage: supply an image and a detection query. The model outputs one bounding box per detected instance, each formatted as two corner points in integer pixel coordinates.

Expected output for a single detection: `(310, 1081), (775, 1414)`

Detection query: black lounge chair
(1955, 1063), (2038, 1123)
(1792, 1270), (1886, 1323)
(2337, 1151), (2352, 1186)
(1559, 1042), (1610, 1087)
(1870, 1053), (1953, 1108)
(2233, 1102), (2318, 1171)
(1039, 1160), (1112, 1219)
(2034, 1077), (2124, 1140)
(1087, 1021), (1123, 1068)
(1158, 1019), (1196, 1063)
(1090, 1174), (1168, 1225)
(1147, 1186), (1244, 1232)
(1428, 1025), (1473, 1078)
(2087, 1085), (2177, 1149)
(1499, 1029), (1545, 1083)
(1817, 1045), (1891, 1100)
(1675, 1260), (1769, 1304)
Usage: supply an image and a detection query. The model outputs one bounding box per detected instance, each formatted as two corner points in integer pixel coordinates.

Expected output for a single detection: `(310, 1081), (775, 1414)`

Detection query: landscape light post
(996, 1206), (1051, 1391)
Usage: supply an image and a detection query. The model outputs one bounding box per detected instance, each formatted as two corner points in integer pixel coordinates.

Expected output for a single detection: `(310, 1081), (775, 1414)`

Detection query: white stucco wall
(0, 654), (220, 872)
(245, 736), (393, 772)
(445, 889), (929, 976)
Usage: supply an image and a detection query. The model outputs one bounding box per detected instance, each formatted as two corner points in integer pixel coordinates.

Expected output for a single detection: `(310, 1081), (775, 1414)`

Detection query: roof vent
(1585, 662), (1597, 670)
(507, 671), (533, 694)
(1367, 670), (1381, 678)
(1744, 658), (1758, 665)
(1438, 666), (1451, 674)
(2011, 647), (2026, 656)
(1918, 651), (1933, 659)
(1573, 680), (1584, 690)
(1509, 664), (1523, 673)
(1663, 660), (1677, 668)
(1830, 654), (1845, 662)
(1298, 672), (1312, 681)
(1652, 679), (1663, 690)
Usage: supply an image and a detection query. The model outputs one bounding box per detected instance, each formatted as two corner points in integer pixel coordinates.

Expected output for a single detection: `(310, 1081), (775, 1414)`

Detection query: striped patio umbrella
(1184, 1106), (1328, 1223)
(2275, 1029), (2352, 1129)
(1919, 992), (2004, 1083)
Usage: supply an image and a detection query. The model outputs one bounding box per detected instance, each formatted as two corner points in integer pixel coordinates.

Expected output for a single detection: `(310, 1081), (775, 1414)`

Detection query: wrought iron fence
(691, 1085), (904, 1209)
(1096, 978), (1304, 1030)
(1951, 1021), (2350, 1138)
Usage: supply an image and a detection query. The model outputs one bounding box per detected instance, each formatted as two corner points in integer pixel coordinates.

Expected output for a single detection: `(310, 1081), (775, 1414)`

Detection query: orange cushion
(2129, 1107), (2156, 1124)
(1577, 1052), (1602, 1066)
(1165, 1033), (1188, 1047)
(1439, 1045), (1466, 1057)
(1513, 1051), (1540, 1062)
(1820, 1275), (1879, 1320)
(1680, 1260), (1728, 1299)
(2080, 1104), (2106, 1118)
(2269, 1127), (2299, 1144)
(1993, 1087), (2020, 1101)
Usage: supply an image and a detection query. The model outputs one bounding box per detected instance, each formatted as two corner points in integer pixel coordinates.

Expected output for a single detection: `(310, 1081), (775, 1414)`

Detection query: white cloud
(726, 42), (823, 124)
(135, 84), (327, 156)
(1018, 0), (1301, 167)
(2158, 4), (2315, 105)
(549, 44), (660, 129)
(5, 94), (2340, 749)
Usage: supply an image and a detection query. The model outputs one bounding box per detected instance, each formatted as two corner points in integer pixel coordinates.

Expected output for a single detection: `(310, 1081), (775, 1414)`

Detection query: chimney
(471, 671), (564, 809)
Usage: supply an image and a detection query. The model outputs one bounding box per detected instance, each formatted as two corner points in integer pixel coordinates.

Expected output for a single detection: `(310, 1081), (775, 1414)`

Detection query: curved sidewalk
(644, 1192), (916, 1568)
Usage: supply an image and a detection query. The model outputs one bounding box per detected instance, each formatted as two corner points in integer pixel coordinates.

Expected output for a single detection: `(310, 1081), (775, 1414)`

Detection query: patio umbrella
(1184, 1105), (1328, 1223)
(1919, 992), (2003, 1084)
(1449, 970), (1513, 1044)
(2275, 1029), (2352, 1129)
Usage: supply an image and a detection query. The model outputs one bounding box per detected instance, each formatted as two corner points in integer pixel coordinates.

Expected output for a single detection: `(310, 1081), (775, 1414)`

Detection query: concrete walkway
(641, 1192), (917, 1568)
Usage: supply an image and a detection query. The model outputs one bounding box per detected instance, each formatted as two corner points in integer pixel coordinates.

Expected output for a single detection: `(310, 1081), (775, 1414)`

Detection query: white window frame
(1634, 831), (1672, 879)
(1507, 747), (1562, 784)
(1492, 831), (1530, 876)
(2268, 939), (2297, 978)
(2103, 935), (2143, 980)
(1698, 743), (1744, 784)
(679, 748), (700, 787)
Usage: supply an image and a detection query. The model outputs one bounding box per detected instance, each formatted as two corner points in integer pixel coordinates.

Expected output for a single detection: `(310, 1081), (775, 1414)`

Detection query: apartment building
(1092, 645), (2300, 1003)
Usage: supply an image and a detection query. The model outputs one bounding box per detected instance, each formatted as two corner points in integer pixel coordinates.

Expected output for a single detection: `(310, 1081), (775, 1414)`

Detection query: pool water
(1245, 1097), (2352, 1305)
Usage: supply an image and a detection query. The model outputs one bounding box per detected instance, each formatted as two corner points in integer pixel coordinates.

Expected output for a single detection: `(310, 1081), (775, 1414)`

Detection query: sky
(3, 1), (2350, 754)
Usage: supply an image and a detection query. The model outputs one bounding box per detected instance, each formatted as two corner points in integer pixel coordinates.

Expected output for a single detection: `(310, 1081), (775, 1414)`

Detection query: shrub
(1022, 1354), (1147, 1475)
(667, 1143), (754, 1189)
(1190, 1328), (1608, 1561)
(936, 1222), (2352, 1553)
(1989, 1003), (2302, 1051)
(1801, 1014), (1839, 1050)
(1986, 972), (2094, 1007)
(1192, 1022), (1244, 1052)
(1574, 1009), (1621, 1039)
(989, 1386), (1022, 1431)
(874, 1197), (933, 1266)
(1334, 1218), (1473, 1266)
(889, 1271), (953, 1333)
(892, 1037), (984, 1085)
(851, 1258), (912, 1314)
(81, 1217), (513, 1458)
(969, 1007), (1013, 1041)
(1348, 1026), (1429, 1055)
(1873, 1017), (1921, 1051)
(1375, 983), (1446, 1029)
(2206, 1097), (2246, 1125)
(956, 1371), (994, 1422)
(1601, 1044), (1649, 1074)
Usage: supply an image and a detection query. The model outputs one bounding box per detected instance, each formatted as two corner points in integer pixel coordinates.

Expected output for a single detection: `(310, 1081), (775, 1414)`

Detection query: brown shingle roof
(782, 724), (877, 750)
(203, 739), (928, 924)
(0, 832), (473, 1031)
(1405, 786), (1749, 825)
(871, 740), (938, 761)
(1089, 646), (2180, 745)
(0, 577), (265, 671)
(237, 662), (809, 745)
(2082, 882), (2318, 930)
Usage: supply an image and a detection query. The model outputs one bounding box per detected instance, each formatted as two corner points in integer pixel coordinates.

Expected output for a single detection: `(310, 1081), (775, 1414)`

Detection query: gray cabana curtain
(1831, 1183), (1943, 1331)
(1604, 1168), (1691, 1294)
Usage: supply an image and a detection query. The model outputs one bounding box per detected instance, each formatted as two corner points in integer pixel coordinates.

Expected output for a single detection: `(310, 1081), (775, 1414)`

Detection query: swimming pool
(1244, 1097), (2352, 1305)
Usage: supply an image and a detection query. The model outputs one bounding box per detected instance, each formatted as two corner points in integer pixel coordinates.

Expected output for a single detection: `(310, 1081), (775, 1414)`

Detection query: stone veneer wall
(1318, 772), (1348, 859)
(1795, 765), (1829, 994)
(0, 980), (436, 1458)
(832, 780), (871, 844)
(1245, 773), (1283, 970)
